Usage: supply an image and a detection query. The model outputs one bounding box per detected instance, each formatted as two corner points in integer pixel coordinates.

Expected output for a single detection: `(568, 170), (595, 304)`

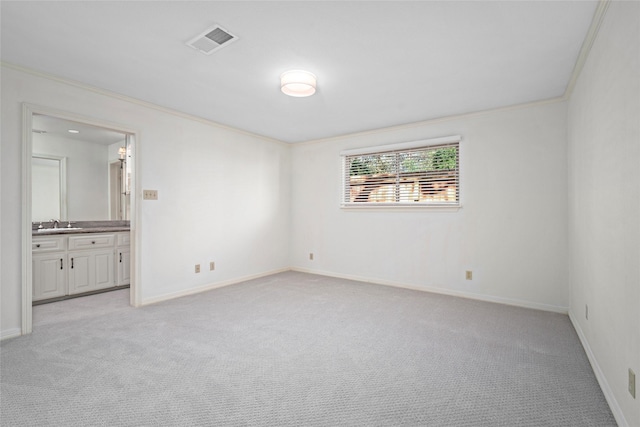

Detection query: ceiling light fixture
(280, 70), (317, 97)
(68, 129), (79, 134)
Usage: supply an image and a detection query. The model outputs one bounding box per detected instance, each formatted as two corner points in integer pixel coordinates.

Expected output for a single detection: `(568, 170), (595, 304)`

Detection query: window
(341, 135), (460, 207)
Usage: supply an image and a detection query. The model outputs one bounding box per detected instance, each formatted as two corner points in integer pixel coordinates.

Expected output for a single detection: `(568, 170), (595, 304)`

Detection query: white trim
(340, 135), (461, 156)
(128, 133), (142, 308)
(140, 268), (291, 306)
(341, 205), (461, 212)
(297, 97), (564, 146)
(291, 267), (569, 314)
(563, 0), (611, 99)
(1, 328), (22, 341)
(568, 310), (629, 427)
(22, 105), (33, 335)
(24, 103), (138, 135)
(1, 62), (287, 147)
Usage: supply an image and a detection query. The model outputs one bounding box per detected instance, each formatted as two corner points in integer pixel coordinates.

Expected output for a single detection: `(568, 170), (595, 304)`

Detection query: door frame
(109, 160), (122, 220)
(21, 103), (141, 334)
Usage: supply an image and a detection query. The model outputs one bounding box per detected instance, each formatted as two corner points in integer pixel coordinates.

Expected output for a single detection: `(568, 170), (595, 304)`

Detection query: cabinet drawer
(68, 234), (115, 250)
(117, 232), (130, 246)
(33, 236), (66, 252)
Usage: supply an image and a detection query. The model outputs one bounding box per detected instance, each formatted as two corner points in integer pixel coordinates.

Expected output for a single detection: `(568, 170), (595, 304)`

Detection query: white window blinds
(342, 136), (460, 207)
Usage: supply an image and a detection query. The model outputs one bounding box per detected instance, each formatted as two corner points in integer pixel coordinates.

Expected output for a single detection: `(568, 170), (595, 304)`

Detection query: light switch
(143, 190), (158, 200)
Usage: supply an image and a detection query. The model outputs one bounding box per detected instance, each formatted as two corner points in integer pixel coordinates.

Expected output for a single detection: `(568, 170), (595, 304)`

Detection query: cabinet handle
(71, 258), (74, 269)
(119, 253), (122, 263)
(60, 259), (63, 270)
(36, 244), (41, 248)
(91, 241), (96, 244)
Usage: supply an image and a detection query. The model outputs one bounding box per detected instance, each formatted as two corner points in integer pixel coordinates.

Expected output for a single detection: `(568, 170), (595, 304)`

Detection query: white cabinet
(32, 231), (129, 302)
(32, 252), (67, 300)
(68, 233), (116, 250)
(68, 249), (115, 295)
(32, 235), (66, 252)
(68, 234), (117, 295)
(32, 236), (67, 302)
(117, 246), (131, 286)
(115, 232), (131, 286)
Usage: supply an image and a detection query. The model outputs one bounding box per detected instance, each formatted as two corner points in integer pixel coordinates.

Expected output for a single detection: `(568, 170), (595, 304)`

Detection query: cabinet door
(32, 252), (67, 301)
(94, 250), (115, 290)
(68, 252), (92, 295)
(117, 247), (131, 286)
(68, 250), (115, 295)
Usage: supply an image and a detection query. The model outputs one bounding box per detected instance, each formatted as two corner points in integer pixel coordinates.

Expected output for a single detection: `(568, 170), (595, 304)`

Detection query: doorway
(21, 103), (140, 334)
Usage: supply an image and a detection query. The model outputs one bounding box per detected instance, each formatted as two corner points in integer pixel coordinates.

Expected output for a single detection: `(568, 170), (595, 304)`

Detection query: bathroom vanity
(32, 222), (130, 303)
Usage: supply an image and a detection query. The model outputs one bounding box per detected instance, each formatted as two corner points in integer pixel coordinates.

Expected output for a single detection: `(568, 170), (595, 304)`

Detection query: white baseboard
(291, 267), (569, 314)
(1, 328), (22, 341)
(140, 267), (291, 306)
(568, 310), (628, 427)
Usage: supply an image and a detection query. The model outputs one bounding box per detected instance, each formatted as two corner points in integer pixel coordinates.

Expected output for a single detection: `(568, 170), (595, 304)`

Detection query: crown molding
(296, 96), (566, 147)
(0, 61), (288, 147)
(563, 0), (611, 100)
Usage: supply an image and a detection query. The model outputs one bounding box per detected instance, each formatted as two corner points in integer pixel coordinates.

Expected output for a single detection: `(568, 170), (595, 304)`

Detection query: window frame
(340, 135), (461, 209)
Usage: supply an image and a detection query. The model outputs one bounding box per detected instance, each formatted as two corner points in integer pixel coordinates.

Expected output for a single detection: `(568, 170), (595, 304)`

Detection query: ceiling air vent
(186, 25), (238, 55)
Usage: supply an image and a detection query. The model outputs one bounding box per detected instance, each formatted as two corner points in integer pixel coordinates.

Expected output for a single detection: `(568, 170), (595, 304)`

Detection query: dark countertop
(33, 227), (130, 236)
(32, 220), (130, 236)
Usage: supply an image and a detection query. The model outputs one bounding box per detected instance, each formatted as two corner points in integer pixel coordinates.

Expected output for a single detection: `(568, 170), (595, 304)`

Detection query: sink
(37, 227), (83, 233)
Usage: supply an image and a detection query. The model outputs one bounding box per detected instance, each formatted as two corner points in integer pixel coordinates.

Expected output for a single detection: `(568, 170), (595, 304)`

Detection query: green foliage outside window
(349, 147), (457, 177)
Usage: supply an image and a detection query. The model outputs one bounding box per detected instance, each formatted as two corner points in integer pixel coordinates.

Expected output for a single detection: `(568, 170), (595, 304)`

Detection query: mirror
(31, 114), (131, 222)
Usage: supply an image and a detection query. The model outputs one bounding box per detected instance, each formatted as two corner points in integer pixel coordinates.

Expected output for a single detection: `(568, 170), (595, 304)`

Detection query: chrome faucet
(50, 219), (60, 229)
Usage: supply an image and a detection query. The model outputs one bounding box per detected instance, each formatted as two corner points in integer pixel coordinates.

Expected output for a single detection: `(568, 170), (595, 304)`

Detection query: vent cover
(186, 25), (238, 55)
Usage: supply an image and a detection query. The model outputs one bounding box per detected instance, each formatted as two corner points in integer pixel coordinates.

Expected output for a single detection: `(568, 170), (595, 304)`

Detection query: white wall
(33, 133), (109, 220)
(1, 66), (291, 336)
(290, 101), (569, 311)
(567, 2), (640, 426)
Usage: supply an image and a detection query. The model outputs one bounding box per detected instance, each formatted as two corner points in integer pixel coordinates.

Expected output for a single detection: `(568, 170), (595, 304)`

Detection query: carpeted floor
(1, 271), (616, 426)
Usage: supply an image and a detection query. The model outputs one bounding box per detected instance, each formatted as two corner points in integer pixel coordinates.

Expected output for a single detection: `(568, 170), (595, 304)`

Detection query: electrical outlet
(143, 189), (158, 200)
(585, 304), (589, 320)
(209, 261), (215, 271)
(465, 271), (472, 280)
(309, 253), (314, 261)
(195, 264), (200, 273)
(630, 369), (636, 399)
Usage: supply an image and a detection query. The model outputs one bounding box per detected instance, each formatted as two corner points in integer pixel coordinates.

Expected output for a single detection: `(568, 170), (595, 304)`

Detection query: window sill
(340, 203), (462, 213)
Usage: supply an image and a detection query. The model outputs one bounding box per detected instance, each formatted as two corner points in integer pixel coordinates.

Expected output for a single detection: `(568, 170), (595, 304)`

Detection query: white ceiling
(1, 1), (598, 143)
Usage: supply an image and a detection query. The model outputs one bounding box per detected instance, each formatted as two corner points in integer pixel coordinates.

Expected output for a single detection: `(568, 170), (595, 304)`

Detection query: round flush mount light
(280, 70), (317, 97)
